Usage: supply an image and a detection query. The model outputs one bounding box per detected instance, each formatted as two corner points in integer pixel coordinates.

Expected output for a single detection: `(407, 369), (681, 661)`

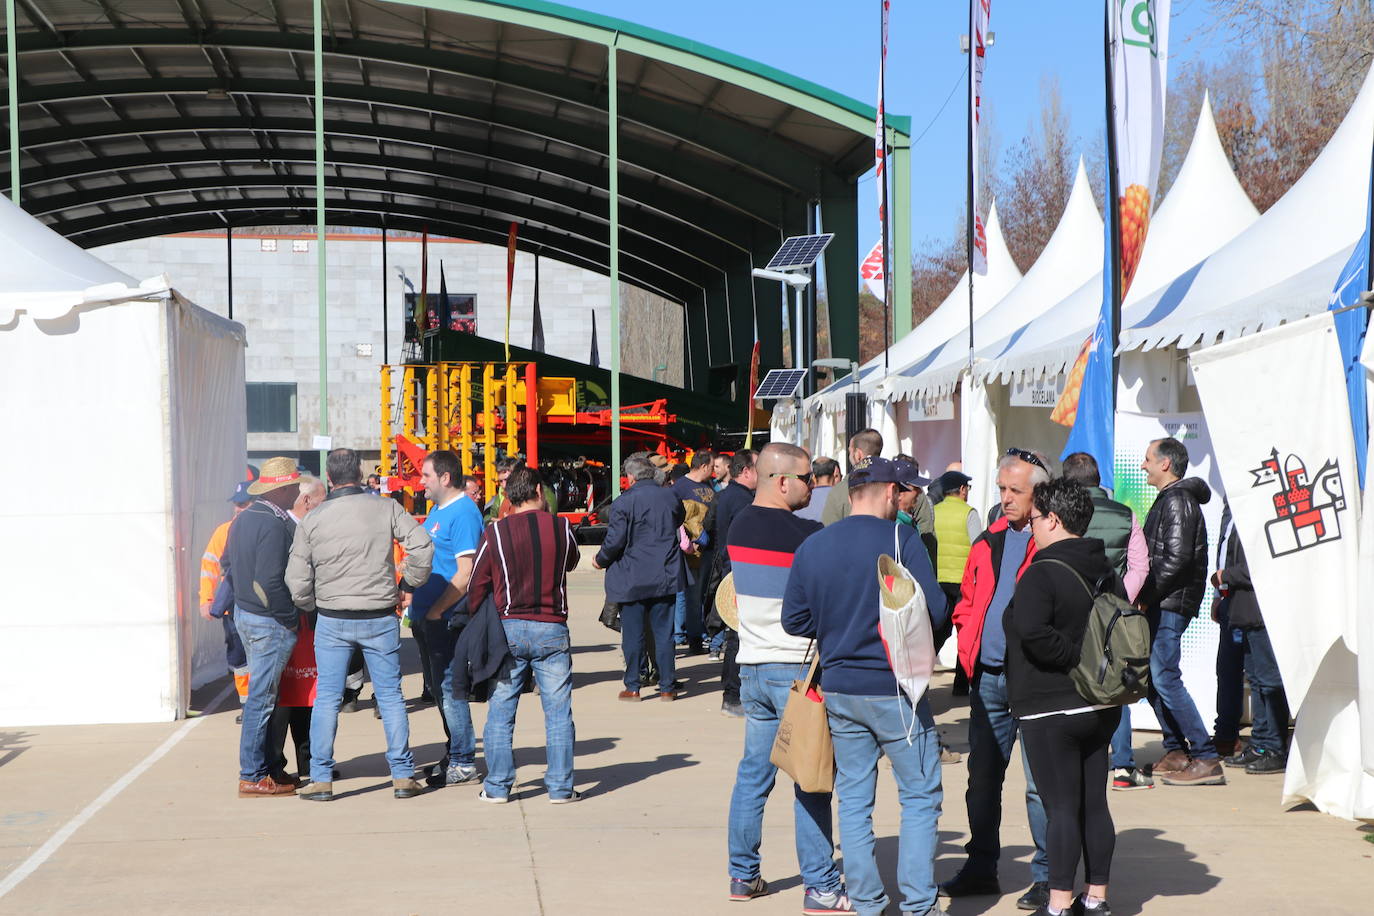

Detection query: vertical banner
(1328, 224), (1370, 486)
(420, 227), (431, 330)
(504, 221), (518, 361)
(860, 240), (885, 301)
(874, 0), (890, 227)
(1359, 328), (1374, 778)
(1112, 411), (1222, 734)
(969, 0), (990, 275)
(743, 341), (761, 449)
(1191, 314), (1374, 820)
(531, 252), (546, 352)
(1056, 0), (1169, 483)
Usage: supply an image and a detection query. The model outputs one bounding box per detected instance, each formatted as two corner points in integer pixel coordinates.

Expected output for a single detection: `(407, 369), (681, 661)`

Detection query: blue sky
(569, 0), (1217, 254)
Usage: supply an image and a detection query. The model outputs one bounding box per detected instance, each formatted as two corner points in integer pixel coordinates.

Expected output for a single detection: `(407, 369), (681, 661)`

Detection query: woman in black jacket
(1005, 479), (1123, 916)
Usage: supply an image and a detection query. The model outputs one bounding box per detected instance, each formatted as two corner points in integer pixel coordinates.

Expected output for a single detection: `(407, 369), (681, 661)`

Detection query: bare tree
(995, 76), (1075, 273)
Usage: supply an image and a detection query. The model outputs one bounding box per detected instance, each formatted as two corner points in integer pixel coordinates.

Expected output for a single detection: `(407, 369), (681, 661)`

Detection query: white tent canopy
(813, 202), (1022, 413)
(980, 93), (1262, 386)
(887, 158), (1104, 402)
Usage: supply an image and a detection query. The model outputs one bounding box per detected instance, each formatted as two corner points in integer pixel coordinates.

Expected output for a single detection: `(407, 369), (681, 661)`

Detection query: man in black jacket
(224, 456), (305, 798)
(594, 455), (687, 701)
(1137, 437), (1223, 786)
(1212, 504), (1290, 774)
(706, 449), (757, 715)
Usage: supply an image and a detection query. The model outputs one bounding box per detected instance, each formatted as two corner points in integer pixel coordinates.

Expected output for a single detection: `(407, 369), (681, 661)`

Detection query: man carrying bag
(783, 458), (949, 916)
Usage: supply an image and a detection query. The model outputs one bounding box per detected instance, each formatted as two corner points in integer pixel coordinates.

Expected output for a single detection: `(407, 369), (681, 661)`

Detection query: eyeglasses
(1028, 513), (1046, 524)
(1006, 447), (1048, 472)
(769, 472), (815, 487)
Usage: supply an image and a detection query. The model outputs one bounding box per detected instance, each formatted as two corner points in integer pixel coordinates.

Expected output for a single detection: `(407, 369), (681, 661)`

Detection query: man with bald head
(820, 428), (883, 526)
(723, 443), (849, 911)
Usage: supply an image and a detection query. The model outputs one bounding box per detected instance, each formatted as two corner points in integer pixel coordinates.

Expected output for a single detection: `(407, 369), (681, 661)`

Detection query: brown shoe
(1144, 749), (1189, 776)
(617, 690), (641, 702)
(393, 777), (425, 799)
(238, 776), (296, 797)
(659, 691), (679, 702)
(1160, 757), (1227, 786)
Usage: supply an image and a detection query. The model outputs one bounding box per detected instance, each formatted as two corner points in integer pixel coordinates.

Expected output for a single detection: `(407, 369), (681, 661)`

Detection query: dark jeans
(620, 596), (676, 692)
(1242, 627), (1289, 755)
(1213, 602), (1245, 744)
(964, 667), (1048, 882)
(682, 550), (710, 645)
(271, 706), (312, 777)
(411, 619), (436, 699)
(424, 617), (476, 767)
(938, 584), (967, 695)
(1146, 606), (1217, 759)
(721, 630), (741, 703)
(1020, 708), (1121, 891)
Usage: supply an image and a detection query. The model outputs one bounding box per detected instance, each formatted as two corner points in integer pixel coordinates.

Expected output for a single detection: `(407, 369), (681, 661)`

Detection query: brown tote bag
(769, 643), (834, 793)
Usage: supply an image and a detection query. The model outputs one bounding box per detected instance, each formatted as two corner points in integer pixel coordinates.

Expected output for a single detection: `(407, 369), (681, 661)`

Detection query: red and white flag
(861, 240), (885, 301)
(969, 0), (990, 276)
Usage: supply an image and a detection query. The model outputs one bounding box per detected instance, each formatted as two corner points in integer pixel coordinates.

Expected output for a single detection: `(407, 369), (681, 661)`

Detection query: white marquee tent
(0, 194), (246, 726)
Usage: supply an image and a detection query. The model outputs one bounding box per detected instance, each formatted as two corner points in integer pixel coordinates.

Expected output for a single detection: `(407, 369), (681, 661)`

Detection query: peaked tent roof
(1119, 67), (1374, 354)
(887, 157), (1103, 401)
(814, 201), (1021, 412)
(980, 93), (1261, 384)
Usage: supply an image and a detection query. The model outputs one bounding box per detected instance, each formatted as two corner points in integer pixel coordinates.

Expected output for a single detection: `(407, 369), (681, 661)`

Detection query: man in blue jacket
(783, 457), (949, 916)
(594, 454), (687, 701)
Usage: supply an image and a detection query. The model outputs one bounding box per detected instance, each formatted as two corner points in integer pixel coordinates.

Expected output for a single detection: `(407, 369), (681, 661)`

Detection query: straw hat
(247, 456), (302, 495)
(714, 572), (739, 631)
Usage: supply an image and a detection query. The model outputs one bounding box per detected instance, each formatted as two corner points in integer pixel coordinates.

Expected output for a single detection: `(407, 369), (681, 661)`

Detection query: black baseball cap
(849, 457), (930, 490)
(937, 470), (973, 490)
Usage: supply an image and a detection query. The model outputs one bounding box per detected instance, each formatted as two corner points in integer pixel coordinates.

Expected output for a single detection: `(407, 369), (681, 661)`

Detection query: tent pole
(314, 0), (328, 473)
(381, 225), (389, 365)
(6, 0), (18, 204)
(609, 39), (621, 495)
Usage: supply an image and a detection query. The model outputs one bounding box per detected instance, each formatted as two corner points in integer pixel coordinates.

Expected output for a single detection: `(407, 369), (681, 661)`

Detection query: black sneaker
(721, 699), (745, 718)
(729, 875), (767, 901)
(1224, 745), (1262, 768)
(1245, 750), (1288, 774)
(938, 870), (1000, 898)
(1072, 895), (1113, 916)
(1016, 881), (1050, 910)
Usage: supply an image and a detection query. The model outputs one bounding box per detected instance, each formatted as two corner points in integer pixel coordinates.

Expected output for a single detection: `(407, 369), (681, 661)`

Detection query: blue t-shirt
(981, 525), (1033, 666)
(672, 475), (715, 506)
(412, 493), (484, 618)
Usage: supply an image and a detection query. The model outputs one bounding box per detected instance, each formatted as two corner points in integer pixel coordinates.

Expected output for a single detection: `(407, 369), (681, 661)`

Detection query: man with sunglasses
(940, 447), (1052, 911)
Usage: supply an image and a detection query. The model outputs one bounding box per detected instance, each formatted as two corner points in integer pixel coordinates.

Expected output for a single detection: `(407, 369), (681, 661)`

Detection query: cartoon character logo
(1249, 447), (1347, 558)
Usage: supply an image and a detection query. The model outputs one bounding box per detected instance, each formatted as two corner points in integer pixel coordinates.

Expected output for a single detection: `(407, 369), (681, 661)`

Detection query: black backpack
(1039, 559), (1151, 706)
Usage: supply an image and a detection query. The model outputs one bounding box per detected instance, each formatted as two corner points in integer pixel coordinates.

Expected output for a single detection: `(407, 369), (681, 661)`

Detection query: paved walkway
(1, 566), (1370, 914)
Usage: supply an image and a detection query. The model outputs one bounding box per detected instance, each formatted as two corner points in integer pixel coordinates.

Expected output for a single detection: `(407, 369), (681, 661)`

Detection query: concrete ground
(1, 565), (1371, 915)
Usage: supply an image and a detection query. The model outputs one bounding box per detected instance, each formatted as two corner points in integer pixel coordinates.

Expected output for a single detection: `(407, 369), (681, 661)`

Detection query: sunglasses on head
(1006, 447), (1048, 472)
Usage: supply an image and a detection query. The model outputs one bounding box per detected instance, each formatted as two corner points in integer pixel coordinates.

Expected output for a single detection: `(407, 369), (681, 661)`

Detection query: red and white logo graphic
(1250, 447), (1347, 557)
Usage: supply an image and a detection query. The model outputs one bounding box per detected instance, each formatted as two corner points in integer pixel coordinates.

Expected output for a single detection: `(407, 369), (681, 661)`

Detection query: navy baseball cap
(849, 457), (929, 490)
(230, 481), (254, 505)
(937, 470), (973, 490)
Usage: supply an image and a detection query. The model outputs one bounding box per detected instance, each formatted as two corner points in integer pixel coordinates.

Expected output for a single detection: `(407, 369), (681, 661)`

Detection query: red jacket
(952, 516), (1037, 677)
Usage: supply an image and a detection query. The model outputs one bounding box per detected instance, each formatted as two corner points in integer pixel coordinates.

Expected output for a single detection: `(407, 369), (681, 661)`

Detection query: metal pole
(608, 41), (622, 496)
(226, 225), (234, 320)
(381, 226), (389, 365)
(6, 0), (19, 204)
(314, 0), (328, 472)
(966, 0), (976, 375)
(1104, 2), (1123, 412)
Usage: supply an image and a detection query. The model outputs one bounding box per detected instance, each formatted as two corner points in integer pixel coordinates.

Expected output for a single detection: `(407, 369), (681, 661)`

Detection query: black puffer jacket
(1139, 477), (1212, 616)
(1218, 505), (1263, 628)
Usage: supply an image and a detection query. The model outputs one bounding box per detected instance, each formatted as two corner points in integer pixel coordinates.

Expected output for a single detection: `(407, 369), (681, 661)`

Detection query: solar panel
(765, 233), (835, 271)
(753, 368), (809, 399)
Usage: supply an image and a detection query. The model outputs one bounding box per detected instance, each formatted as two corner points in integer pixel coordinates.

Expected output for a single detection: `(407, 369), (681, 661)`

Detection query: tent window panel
(247, 382), (298, 433)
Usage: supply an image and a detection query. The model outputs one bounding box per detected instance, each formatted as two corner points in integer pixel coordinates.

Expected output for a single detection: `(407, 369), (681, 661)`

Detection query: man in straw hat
(223, 456), (308, 797)
(783, 456), (948, 916)
(720, 442), (851, 912)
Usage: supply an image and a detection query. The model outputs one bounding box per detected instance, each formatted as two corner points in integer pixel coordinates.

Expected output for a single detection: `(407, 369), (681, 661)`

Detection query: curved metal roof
(2, 0), (906, 314)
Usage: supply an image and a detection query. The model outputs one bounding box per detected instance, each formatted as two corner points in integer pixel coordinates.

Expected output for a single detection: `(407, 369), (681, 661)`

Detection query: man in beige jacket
(287, 448), (433, 801)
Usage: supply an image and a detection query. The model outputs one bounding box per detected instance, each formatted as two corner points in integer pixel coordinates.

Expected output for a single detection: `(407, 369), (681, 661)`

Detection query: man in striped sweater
(724, 443), (852, 915)
(467, 465), (582, 804)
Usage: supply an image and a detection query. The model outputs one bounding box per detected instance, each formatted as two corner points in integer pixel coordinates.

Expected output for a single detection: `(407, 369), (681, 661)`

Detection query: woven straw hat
(715, 572), (739, 631)
(247, 456), (302, 495)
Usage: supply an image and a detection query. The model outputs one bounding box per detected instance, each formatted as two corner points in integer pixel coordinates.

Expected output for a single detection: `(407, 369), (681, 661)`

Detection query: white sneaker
(549, 791), (583, 805)
(478, 789), (509, 804)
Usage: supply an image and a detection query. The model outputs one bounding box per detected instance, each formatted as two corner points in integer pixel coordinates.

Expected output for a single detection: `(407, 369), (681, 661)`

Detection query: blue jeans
(1213, 601), (1245, 744)
(619, 595), (676, 691)
(234, 610), (297, 781)
(1147, 607), (1217, 759)
(310, 615), (414, 782)
(1109, 704), (1136, 770)
(827, 692), (943, 916)
(709, 629), (729, 653)
(673, 591), (688, 644)
(1242, 627), (1289, 755)
(964, 668), (1048, 882)
(425, 618), (477, 767)
(483, 620), (576, 800)
(727, 664), (840, 893)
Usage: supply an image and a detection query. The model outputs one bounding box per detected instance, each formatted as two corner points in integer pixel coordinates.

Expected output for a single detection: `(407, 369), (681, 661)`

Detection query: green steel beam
(820, 169), (859, 366)
(314, 0), (327, 472)
(608, 42), (620, 496)
(891, 128), (913, 340)
(5, 0), (16, 203)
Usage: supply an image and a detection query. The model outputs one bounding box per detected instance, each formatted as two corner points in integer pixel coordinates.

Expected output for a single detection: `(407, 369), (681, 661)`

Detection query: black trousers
(1019, 707), (1121, 890)
(270, 706), (313, 777)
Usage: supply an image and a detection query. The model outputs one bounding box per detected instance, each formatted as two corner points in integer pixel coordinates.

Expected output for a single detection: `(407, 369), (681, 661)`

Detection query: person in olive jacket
(594, 454), (687, 702)
(1005, 478), (1124, 916)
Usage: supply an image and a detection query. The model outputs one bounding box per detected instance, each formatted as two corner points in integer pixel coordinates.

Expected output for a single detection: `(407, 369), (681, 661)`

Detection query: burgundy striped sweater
(467, 509), (580, 623)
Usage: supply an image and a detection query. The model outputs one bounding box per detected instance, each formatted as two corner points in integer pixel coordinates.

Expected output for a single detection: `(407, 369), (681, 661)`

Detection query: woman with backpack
(1005, 478), (1126, 916)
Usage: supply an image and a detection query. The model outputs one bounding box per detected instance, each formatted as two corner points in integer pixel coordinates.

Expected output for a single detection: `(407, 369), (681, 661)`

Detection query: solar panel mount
(765, 233), (835, 271)
(753, 368), (809, 400)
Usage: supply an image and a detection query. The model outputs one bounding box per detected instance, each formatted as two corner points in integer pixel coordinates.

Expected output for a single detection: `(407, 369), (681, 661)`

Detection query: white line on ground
(0, 684), (235, 901)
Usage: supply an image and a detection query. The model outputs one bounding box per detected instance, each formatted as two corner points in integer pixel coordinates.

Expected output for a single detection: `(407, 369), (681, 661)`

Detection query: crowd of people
(199, 430), (1289, 916)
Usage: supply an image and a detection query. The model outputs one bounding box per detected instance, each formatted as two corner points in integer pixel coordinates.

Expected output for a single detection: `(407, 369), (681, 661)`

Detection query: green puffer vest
(933, 496), (975, 583)
(1084, 486), (1134, 578)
